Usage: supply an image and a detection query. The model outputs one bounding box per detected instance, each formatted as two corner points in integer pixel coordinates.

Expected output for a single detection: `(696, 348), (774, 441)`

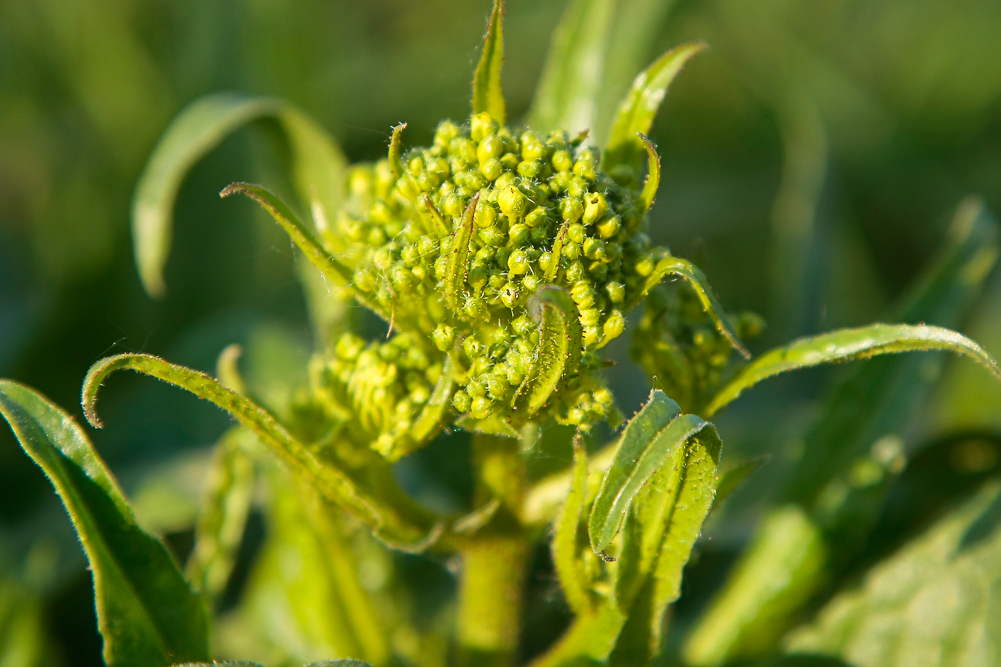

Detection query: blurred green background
(3, 0), (1001, 664)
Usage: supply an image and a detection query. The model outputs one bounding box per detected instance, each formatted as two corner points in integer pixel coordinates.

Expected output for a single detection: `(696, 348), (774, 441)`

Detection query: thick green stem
(458, 433), (530, 667)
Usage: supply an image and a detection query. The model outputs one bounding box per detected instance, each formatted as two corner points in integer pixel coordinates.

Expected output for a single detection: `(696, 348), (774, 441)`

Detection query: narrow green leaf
(132, 94), (346, 297)
(417, 194), (450, 238)
(511, 286), (583, 419)
(186, 427), (255, 600)
(589, 389), (721, 555)
(786, 480), (1001, 667)
(444, 194), (479, 313)
(546, 220), (572, 281)
(712, 456), (769, 512)
(553, 435), (592, 615)
(388, 122), (407, 180)
(528, 0), (615, 135)
(82, 353), (440, 548)
(627, 255), (750, 358)
(604, 43), (705, 180)
(528, 604), (626, 667)
(637, 133), (660, 215)
(0, 381), (210, 667)
(409, 354), (457, 449)
(472, 0), (506, 125)
(707, 323), (1001, 416)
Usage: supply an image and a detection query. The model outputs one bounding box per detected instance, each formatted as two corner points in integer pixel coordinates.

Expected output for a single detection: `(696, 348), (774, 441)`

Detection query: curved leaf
(388, 122), (407, 180)
(527, 0), (615, 135)
(0, 381), (210, 667)
(528, 605), (625, 667)
(473, 0), (506, 125)
(132, 93), (345, 297)
(627, 255), (749, 358)
(589, 389), (721, 555)
(706, 323), (1001, 416)
(444, 194), (479, 313)
(545, 220), (572, 281)
(511, 286), (583, 419)
(82, 354), (439, 548)
(604, 42), (706, 180)
(185, 427), (255, 600)
(553, 436), (592, 615)
(637, 133), (660, 215)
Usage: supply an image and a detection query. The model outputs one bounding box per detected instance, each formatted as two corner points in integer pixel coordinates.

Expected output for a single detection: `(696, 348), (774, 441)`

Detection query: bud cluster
(311, 112), (662, 454)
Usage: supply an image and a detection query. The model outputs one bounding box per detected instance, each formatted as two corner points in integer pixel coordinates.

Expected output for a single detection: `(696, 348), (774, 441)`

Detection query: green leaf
(511, 286), (583, 420)
(603, 43), (706, 180)
(637, 133), (660, 215)
(408, 354), (457, 451)
(527, 0), (615, 136)
(552, 435), (592, 615)
(472, 0), (506, 125)
(388, 122), (407, 180)
(785, 480), (1001, 667)
(626, 254), (750, 359)
(528, 604), (626, 667)
(545, 220), (572, 281)
(0, 380), (210, 667)
(82, 353), (440, 549)
(444, 194), (479, 313)
(185, 427), (255, 600)
(706, 323), (1001, 416)
(588, 389), (721, 555)
(713, 457), (769, 511)
(132, 93), (345, 297)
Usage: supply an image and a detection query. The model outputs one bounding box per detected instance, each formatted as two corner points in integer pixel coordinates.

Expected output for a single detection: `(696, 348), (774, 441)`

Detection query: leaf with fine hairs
(185, 427), (255, 600)
(589, 389), (721, 556)
(0, 381), (210, 667)
(443, 194), (479, 314)
(626, 254), (749, 359)
(552, 435), (593, 615)
(132, 93), (345, 297)
(636, 133), (660, 216)
(527, 0), (615, 136)
(82, 353), (441, 550)
(472, 0), (506, 125)
(706, 323), (1001, 416)
(511, 286), (583, 420)
(603, 43), (706, 182)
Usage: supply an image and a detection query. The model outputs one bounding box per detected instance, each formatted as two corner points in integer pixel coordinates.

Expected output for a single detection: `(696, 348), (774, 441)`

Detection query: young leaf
(552, 435), (592, 615)
(511, 286), (583, 419)
(186, 427), (255, 600)
(626, 255), (750, 358)
(444, 194), (479, 313)
(472, 0), (506, 125)
(132, 93), (345, 297)
(0, 381), (210, 667)
(408, 354), (457, 450)
(527, 0), (615, 135)
(388, 122), (407, 180)
(604, 43), (706, 179)
(545, 220), (572, 281)
(706, 323), (1001, 416)
(589, 389), (721, 555)
(785, 481), (1001, 667)
(82, 353), (440, 549)
(637, 133), (660, 215)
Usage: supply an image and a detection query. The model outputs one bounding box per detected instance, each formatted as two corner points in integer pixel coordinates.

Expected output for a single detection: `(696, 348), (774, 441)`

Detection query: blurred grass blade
(627, 255), (749, 358)
(786, 480), (1001, 667)
(472, 0), (506, 125)
(186, 427), (255, 600)
(133, 93), (346, 297)
(603, 43), (705, 179)
(528, 0), (615, 136)
(512, 286), (583, 420)
(553, 436), (592, 615)
(0, 381), (210, 667)
(707, 323), (1001, 416)
(82, 353), (440, 549)
(589, 389), (721, 555)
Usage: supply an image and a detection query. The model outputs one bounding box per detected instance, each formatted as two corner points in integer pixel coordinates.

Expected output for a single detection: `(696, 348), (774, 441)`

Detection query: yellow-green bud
(508, 249), (530, 275)
(499, 185), (526, 221)
(475, 200), (498, 228)
(470, 112), (497, 142)
(477, 134), (504, 164)
(606, 281), (625, 303)
(552, 149), (573, 173)
(583, 192), (607, 226)
(561, 196), (584, 222)
(597, 215), (620, 239)
(509, 223), (529, 246)
(518, 160), (541, 178)
(603, 310), (626, 340)
(433, 324), (455, 351)
(452, 390), (472, 412)
(568, 223), (585, 244)
(480, 158), (503, 181)
(525, 207), (549, 228)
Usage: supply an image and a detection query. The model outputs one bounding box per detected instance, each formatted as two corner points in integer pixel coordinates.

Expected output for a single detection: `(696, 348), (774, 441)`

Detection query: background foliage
(3, 0), (1001, 664)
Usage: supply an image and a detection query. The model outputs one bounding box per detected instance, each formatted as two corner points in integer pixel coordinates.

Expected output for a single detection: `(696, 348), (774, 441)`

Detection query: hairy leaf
(511, 286), (583, 419)
(546, 220), (572, 281)
(637, 133), (660, 215)
(0, 381), (210, 667)
(82, 353), (440, 549)
(417, 194), (450, 238)
(186, 427), (255, 600)
(786, 480), (1001, 667)
(388, 122), (406, 180)
(707, 323), (1001, 416)
(528, 0), (615, 135)
(627, 255), (750, 358)
(444, 194), (479, 313)
(132, 93), (345, 296)
(473, 0), (506, 125)
(589, 389), (721, 555)
(604, 43), (705, 179)
(553, 436), (592, 615)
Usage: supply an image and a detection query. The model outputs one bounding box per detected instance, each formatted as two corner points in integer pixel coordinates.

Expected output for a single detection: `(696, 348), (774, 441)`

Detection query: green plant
(3, 1), (1001, 666)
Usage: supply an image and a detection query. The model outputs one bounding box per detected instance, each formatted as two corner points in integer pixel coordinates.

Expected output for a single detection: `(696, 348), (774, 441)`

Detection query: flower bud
(508, 223), (529, 246)
(470, 112), (497, 142)
(568, 223), (585, 244)
(498, 185), (526, 221)
(471, 396), (494, 419)
(518, 160), (541, 178)
(525, 207), (549, 228)
(475, 200), (498, 228)
(597, 215), (620, 239)
(477, 134), (504, 164)
(603, 310), (626, 340)
(452, 390), (472, 412)
(480, 158), (503, 182)
(583, 192), (607, 226)
(552, 149), (573, 173)
(508, 249), (530, 275)
(606, 281), (625, 303)
(561, 197), (584, 223)
(433, 324), (455, 351)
